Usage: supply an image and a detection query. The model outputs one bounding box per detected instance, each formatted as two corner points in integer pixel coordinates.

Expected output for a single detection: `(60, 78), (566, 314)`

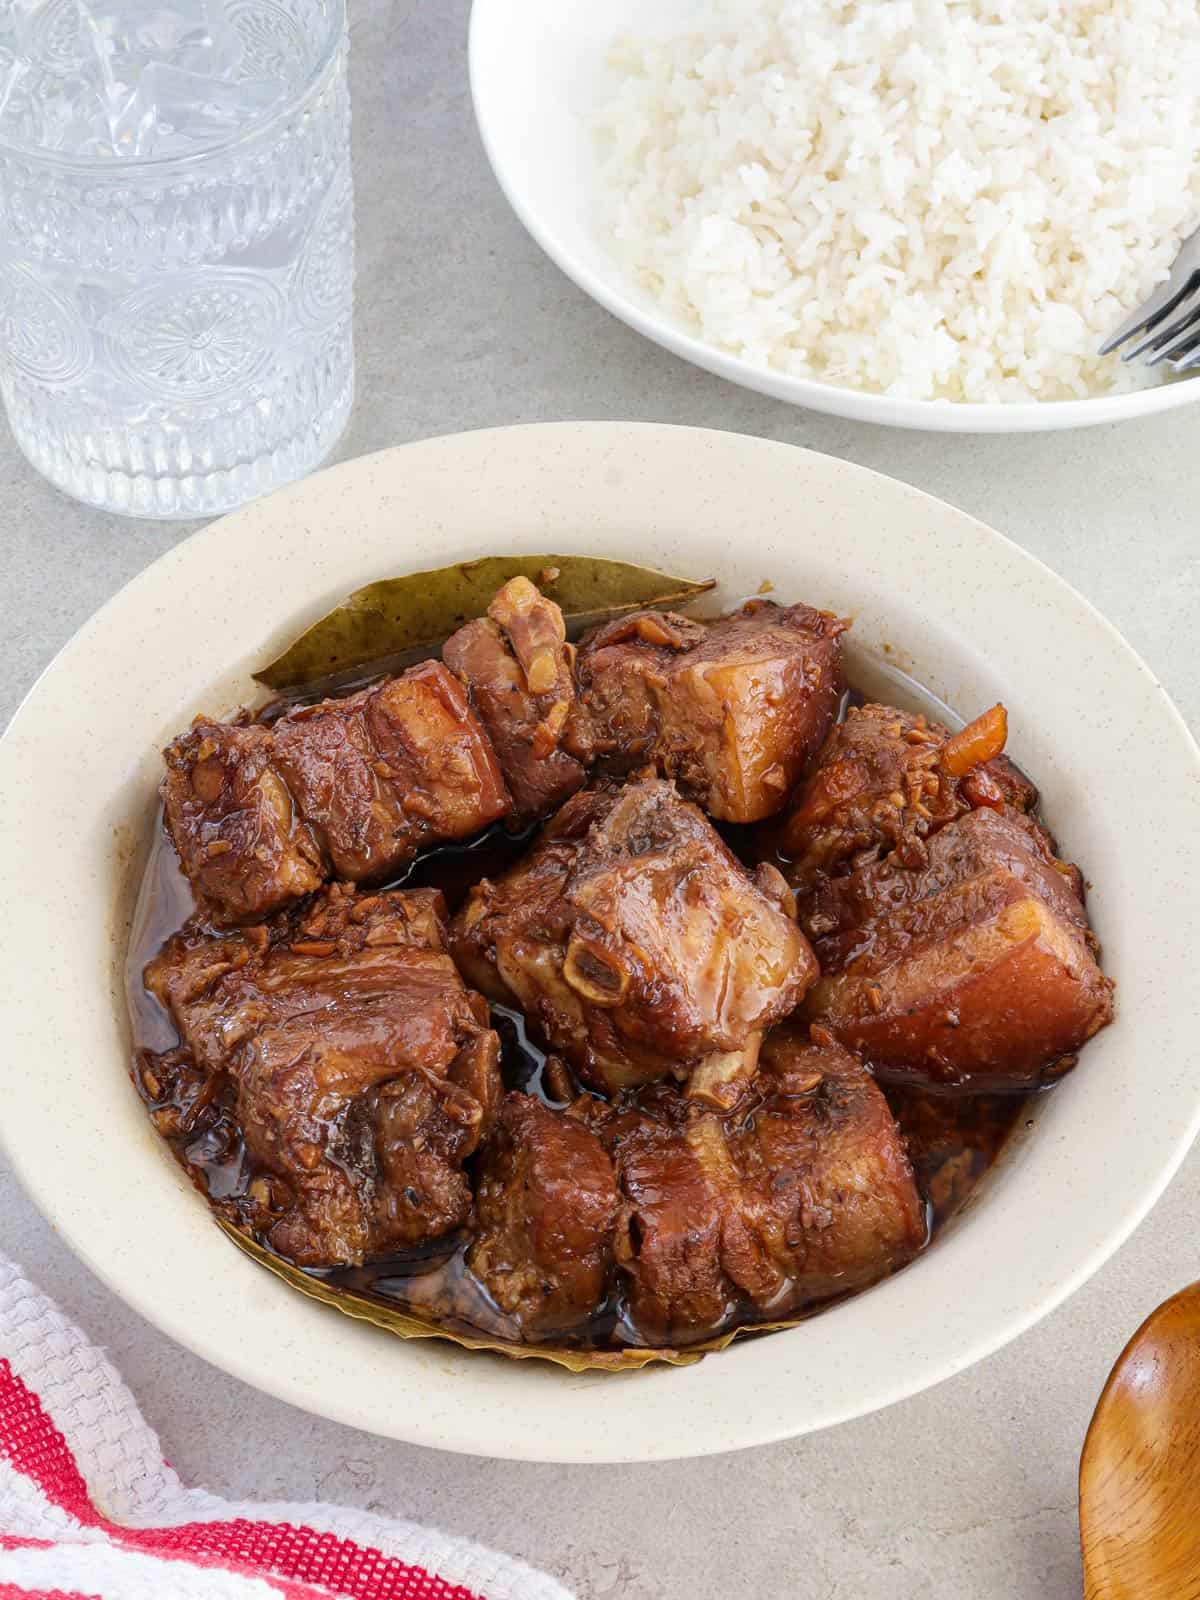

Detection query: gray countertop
(3, 4), (1198, 1596)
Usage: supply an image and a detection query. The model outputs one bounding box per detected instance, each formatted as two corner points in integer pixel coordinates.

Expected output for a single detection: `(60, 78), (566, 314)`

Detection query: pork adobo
(771, 700), (1034, 891)
(451, 777), (817, 1097)
(163, 661), (509, 924)
(605, 1027), (927, 1344)
(567, 600), (847, 823)
(465, 1027), (925, 1345)
(130, 567), (1114, 1359)
(443, 576), (586, 819)
(469, 1093), (618, 1336)
(143, 882), (500, 1266)
(802, 807), (1113, 1090)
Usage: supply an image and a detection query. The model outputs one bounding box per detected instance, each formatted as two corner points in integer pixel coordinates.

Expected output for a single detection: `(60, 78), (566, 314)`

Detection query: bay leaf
(254, 555), (715, 695)
(218, 1218), (820, 1373)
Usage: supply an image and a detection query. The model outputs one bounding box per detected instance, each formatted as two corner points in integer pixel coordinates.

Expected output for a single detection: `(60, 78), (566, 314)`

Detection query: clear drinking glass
(0, 0), (353, 518)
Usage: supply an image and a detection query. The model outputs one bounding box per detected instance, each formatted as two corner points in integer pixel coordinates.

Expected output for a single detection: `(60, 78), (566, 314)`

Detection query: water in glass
(0, 0), (353, 517)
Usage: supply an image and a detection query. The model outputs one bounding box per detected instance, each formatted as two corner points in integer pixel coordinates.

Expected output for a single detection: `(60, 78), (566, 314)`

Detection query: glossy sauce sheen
(126, 670), (1033, 1350)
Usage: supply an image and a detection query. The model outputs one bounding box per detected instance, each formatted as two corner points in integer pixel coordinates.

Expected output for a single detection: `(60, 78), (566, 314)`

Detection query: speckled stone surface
(2, 3), (1199, 1595)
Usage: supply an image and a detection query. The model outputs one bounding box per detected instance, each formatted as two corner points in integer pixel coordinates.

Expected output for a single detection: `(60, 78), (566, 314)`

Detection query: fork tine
(1171, 342), (1200, 372)
(1120, 279), (1200, 361)
(1100, 271), (1199, 355)
(1143, 310), (1200, 367)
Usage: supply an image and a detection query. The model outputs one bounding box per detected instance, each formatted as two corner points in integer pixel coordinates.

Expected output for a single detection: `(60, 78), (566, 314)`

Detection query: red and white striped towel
(0, 1255), (573, 1600)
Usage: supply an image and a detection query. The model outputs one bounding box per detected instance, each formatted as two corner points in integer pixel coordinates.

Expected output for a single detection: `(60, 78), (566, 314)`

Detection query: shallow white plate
(469, 0), (1200, 434)
(2, 422), (1199, 1462)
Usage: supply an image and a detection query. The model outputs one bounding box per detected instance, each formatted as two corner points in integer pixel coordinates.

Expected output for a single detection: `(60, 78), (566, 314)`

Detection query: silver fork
(1100, 225), (1200, 370)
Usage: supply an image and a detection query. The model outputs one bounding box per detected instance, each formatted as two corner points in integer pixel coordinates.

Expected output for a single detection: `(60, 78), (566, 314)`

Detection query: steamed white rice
(596, 0), (1200, 402)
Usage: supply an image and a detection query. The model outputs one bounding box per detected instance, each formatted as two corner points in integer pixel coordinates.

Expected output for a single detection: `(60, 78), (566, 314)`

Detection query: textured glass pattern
(0, 0), (353, 519)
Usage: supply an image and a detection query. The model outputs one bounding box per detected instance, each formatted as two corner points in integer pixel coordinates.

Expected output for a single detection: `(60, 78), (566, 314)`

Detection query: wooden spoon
(1080, 1281), (1200, 1599)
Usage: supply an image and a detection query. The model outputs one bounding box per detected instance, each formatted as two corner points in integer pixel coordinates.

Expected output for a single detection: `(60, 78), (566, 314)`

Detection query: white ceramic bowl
(2, 422), (1198, 1463)
(469, 0), (1200, 434)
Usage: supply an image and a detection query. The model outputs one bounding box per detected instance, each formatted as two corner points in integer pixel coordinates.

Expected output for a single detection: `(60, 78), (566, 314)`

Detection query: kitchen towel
(0, 1254), (573, 1600)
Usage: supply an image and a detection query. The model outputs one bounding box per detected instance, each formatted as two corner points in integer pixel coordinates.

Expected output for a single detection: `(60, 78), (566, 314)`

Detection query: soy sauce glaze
(126, 667), (1035, 1349)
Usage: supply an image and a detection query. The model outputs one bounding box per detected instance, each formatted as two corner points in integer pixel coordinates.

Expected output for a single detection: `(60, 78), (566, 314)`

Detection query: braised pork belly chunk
(803, 807), (1114, 1091)
(268, 660), (510, 881)
(144, 884), (500, 1267)
(443, 577), (586, 819)
(591, 1028), (926, 1345)
(469, 1093), (618, 1337)
(567, 600), (847, 823)
(452, 777), (818, 1096)
(738, 1029), (928, 1301)
(464, 1031), (924, 1347)
(162, 661), (510, 923)
(161, 719), (326, 924)
(773, 700), (1034, 892)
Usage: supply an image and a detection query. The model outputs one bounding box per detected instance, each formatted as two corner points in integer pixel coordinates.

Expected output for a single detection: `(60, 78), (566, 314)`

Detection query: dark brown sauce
(126, 675), (1038, 1353)
(884, 1086), (1028, 1233)
(395, 821), (538, 914)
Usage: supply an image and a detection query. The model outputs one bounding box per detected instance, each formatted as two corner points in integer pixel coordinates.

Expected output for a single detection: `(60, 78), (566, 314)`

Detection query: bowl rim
(467, 0), (1200, 435)
(2, 420), (1199, 1462)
